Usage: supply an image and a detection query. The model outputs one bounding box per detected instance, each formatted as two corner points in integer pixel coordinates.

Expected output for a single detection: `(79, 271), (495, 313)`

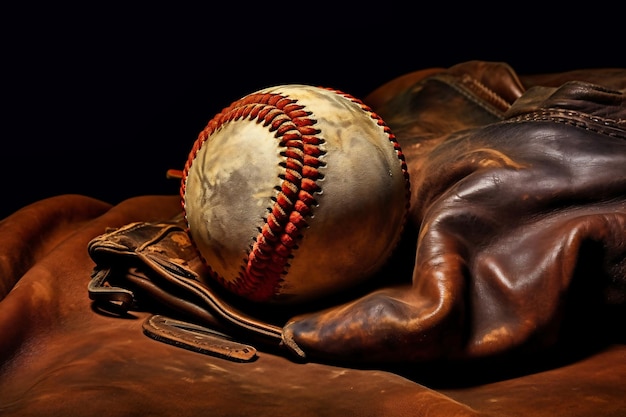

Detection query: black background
(3, 4), (624, 219)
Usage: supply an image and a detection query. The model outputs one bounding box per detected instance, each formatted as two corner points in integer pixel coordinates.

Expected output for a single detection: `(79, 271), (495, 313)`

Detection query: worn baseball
(181, 84), (410, 306)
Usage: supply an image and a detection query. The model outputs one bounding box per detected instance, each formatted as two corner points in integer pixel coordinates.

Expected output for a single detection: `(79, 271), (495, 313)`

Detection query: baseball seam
(182, 87), (410, 303)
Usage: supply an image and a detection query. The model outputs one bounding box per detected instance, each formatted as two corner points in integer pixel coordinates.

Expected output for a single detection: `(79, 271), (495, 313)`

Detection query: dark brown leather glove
(281, 61), (626, 364)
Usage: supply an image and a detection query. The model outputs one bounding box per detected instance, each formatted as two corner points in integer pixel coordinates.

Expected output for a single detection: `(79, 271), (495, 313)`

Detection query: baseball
(181, 84), (410, 306)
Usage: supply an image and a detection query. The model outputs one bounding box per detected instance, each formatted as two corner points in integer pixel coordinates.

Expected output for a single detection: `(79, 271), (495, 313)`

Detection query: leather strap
(142, 314), (258, 362)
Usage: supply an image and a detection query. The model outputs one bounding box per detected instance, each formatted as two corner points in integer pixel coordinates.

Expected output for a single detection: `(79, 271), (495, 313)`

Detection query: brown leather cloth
(1, 62), (625, 416)
(1, 195), (625, 417)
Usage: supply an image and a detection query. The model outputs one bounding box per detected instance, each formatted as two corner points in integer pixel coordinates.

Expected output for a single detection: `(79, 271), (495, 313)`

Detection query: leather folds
(282, 61), (626, 364)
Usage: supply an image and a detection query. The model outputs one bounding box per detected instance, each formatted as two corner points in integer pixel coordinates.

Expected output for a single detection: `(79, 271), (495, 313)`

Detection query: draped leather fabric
(1, 61), (625, 416)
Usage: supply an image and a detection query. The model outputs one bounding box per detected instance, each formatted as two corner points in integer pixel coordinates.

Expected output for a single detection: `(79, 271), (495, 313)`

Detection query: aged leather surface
(1, 62), (625, 416)
(0, 195), (485, 417)
(1, 195), (625, 417)
(283, 61), (626, 366)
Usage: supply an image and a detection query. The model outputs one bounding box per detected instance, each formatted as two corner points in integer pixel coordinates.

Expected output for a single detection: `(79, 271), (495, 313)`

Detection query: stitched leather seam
(431, 73), (508, 119)
(506, 109), (626, 139)
(459, 74), (512, 113)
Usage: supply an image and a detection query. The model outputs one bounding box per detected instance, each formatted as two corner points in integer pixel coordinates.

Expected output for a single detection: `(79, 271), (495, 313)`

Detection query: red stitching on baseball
(181, 87), (410, 303)
(181, 91), (327, 302)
